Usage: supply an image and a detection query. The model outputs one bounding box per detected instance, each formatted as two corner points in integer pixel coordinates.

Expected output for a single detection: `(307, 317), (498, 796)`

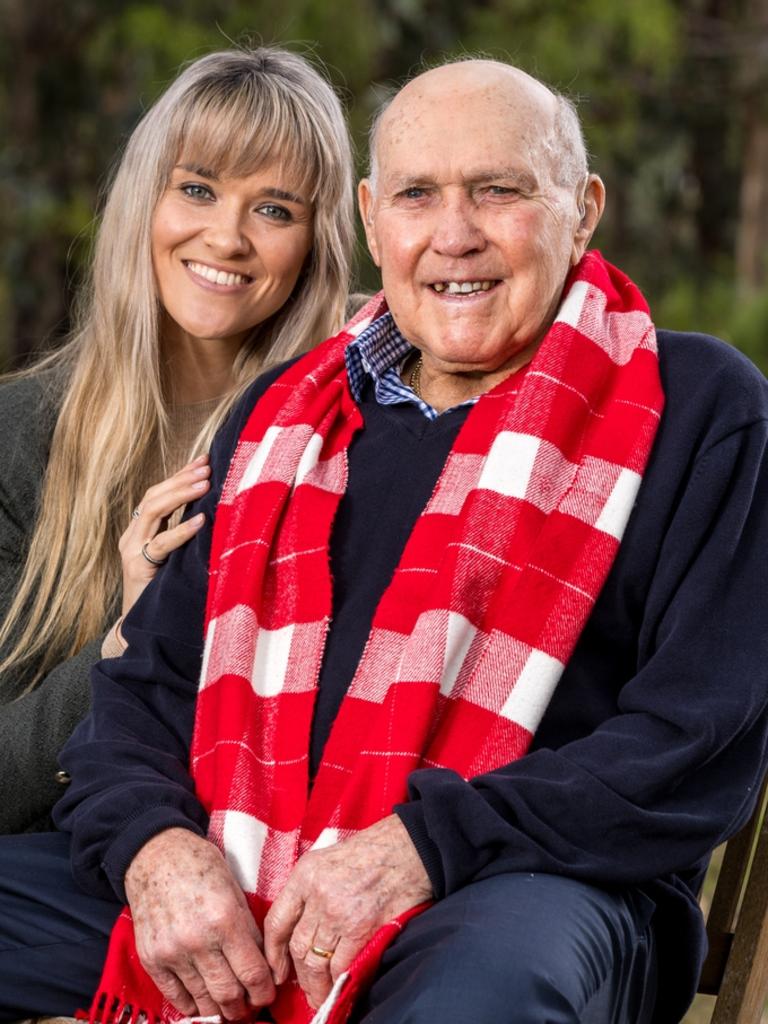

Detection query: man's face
(359, 65), (592, 378)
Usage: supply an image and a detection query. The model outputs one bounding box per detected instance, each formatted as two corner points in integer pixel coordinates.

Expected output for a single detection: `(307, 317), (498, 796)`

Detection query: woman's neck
(161, 318), (245, 404)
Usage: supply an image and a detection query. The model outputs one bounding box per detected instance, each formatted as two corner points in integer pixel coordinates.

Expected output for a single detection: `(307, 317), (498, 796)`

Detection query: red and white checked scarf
(89, 252), (664, 1024)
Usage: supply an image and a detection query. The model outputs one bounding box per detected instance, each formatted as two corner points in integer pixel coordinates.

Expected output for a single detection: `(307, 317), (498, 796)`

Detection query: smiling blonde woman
(0, 46), (354, 833)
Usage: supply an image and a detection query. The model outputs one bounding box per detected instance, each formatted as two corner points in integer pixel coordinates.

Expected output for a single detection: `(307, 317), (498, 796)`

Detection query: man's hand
(264, 815), (433, 1009)
(124, 828), (275, 1019)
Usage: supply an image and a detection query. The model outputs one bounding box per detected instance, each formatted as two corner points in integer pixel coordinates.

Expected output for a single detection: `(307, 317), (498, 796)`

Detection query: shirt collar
(344, 312), (413, 402)
(344, 309), (480, 420)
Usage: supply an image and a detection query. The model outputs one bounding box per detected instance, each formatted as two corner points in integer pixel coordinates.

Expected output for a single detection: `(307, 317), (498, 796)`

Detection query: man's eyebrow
(386, 175), (436, 192)
(464, 168), (539, 190)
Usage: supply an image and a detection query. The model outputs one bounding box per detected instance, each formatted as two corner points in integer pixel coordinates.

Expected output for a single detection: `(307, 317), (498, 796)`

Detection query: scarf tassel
(78, 990), (160, 1024)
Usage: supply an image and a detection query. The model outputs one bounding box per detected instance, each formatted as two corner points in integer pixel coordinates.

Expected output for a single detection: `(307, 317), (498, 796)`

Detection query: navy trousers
(0, 833), (657, 1023)
(0, 832), (121, 1020)
(353, 872), (657, 1024)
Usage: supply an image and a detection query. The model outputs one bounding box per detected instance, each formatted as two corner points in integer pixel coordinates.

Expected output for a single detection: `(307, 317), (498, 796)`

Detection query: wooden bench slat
(700, 774), (768, 1022)
(710, 798), (768, 1024)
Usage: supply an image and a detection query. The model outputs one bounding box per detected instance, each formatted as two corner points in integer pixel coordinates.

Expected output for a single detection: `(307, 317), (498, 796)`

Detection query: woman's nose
(203, 205), (250, 257)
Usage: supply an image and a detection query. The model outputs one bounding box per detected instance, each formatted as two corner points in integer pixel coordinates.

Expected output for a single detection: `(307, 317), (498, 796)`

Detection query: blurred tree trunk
(736, 0), (768, 293)
(1, 0), (100, 364)
(684, 0), (738, 276)
(2, 0), (64, 360)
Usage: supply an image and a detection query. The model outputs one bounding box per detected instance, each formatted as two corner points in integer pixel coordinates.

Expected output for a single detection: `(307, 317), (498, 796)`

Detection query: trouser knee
(355, 873), (657, 1024)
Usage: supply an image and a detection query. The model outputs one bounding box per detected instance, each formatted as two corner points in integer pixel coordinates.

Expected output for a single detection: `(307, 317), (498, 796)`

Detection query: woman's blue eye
(260, 204), (291, 221)
(181, 183), (212, 200)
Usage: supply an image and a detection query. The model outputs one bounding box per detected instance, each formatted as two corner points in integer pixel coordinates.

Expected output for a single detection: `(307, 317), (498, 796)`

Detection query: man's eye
(180, 183), (213, 200)
(259, 204), (291, 221)
(487, 186), (520, 196)
(400, 187), (427, 200)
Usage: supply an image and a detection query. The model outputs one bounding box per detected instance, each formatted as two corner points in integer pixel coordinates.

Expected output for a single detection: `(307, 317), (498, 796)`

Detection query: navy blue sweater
(55, 331), (768, 1023)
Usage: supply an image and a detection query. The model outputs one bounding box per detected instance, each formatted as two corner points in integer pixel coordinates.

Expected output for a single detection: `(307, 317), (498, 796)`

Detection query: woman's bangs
(175, 90), (321, 198)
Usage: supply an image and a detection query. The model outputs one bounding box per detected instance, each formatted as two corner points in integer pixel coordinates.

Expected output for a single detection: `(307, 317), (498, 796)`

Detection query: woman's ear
(571, 174), (606, 265)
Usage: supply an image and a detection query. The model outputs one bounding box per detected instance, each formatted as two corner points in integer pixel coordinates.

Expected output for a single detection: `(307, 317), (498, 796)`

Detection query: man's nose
(430, 196), (486, 257)
(203, 205), (250, 257)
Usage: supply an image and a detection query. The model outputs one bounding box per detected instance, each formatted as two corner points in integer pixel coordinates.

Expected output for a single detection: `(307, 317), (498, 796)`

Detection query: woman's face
(151, 161), (314, 353)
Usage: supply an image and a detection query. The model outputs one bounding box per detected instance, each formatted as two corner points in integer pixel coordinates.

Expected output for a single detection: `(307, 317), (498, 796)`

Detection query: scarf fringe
(78, 990), (159, 1024)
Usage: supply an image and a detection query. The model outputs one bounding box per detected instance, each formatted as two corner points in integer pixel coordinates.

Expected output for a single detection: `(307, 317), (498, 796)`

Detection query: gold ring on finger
(309, 944), (335, 960)
(140, 541), (167, 567)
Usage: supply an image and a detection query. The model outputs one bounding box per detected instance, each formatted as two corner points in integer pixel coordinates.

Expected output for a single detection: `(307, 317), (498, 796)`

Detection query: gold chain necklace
(409, 353), (423, 399)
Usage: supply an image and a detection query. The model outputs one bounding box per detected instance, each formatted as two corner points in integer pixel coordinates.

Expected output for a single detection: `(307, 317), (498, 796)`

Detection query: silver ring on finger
(131, 506), (142, 520)
(141, 541), (167, 567)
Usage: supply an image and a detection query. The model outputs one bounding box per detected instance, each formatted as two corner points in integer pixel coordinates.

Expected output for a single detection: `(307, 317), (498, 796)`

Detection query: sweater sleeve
(397, 413), (768, 899)
(54, 367), (287, 900)
(54, 495), (215, 900)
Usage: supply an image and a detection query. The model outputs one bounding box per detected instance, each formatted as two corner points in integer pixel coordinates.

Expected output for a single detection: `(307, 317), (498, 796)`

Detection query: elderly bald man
(2, 60), (767, 1024)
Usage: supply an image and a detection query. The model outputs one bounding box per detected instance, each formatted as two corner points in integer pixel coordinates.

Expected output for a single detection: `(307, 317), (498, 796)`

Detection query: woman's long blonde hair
(0, 46), (355, 688)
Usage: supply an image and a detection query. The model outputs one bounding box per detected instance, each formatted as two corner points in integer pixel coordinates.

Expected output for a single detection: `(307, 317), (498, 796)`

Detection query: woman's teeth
(186, 261), (250, 286)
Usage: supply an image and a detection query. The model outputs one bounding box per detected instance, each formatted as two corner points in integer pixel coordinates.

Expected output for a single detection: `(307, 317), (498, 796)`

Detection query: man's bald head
(367, 60), (588, 196)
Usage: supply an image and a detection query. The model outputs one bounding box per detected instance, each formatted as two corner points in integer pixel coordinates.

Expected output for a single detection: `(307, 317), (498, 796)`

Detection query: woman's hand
(118, 454), (210, 616)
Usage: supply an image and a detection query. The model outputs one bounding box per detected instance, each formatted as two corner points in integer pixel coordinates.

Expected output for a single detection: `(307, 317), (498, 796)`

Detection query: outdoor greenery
(1, 0), (767, 371)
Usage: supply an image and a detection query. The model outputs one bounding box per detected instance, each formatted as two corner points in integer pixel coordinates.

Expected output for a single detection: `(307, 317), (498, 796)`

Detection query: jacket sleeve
(0, 638), (100, 833)
(0, 373), (104, 834)
(396, 414), (768, 898)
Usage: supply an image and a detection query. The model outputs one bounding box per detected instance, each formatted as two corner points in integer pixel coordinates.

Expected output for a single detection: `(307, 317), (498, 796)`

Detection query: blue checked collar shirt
(344, 311), (477, 421)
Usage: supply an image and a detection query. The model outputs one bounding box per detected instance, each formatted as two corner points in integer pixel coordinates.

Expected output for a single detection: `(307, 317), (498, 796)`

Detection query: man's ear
(571, 174), (606, 265)
(358, 179), (381, 268)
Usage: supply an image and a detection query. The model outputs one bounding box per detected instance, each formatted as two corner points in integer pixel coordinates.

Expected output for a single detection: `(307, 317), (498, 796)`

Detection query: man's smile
(430, 279), (499, 294)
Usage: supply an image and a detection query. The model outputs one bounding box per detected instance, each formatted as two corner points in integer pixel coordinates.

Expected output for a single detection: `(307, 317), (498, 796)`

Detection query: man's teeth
(187, 262), (249, 286)
(433, 281), (494, 294)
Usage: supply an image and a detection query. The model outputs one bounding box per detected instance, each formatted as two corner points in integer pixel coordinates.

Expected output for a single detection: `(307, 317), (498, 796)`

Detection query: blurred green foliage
(1, 0), (767, 371)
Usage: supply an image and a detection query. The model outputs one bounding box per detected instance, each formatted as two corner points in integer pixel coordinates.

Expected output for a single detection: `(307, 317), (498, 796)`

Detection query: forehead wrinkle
(380, 165), (541, 194)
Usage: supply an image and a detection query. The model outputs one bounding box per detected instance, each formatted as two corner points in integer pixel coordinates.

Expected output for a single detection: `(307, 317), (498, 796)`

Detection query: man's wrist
(394, 802), (446, 899)
(125, 826), (205, 893)
(102, 811), (207, 903)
